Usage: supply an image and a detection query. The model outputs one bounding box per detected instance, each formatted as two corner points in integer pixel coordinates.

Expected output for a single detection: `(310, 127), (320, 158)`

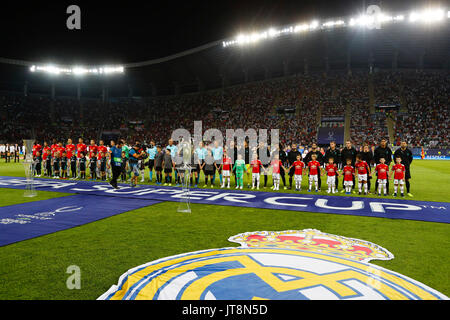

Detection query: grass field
(0, 160), (449, 299)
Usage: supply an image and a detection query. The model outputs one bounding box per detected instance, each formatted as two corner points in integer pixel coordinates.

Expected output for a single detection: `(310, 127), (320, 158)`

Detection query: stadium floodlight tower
(23, 139), (37, 197)
(177, 138), (192, 213)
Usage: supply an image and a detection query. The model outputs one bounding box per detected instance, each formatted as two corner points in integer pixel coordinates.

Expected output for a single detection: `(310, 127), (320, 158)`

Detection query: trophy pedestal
(177, 165), (192, 213)
(23, 139), (37, 198)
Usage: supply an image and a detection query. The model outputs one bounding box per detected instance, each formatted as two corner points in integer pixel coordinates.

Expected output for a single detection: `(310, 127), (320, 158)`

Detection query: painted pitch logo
(99, 229), (448, 300)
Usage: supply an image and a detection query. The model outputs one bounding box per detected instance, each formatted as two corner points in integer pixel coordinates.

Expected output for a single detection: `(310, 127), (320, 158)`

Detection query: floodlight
(294, 24), (309, 32)
(410, 9), (444, 23)
(220, 6), (449, 48)
(268, 28), (278, 37)
(357, 15), (374, 26)
(422, 9), (444, 22)
(378, 14), (393, 23)
(72, 67), (88, 75)
(309, 20), (319, 30)
(46, 65), (61, 75)
(29, 64), (124, 76)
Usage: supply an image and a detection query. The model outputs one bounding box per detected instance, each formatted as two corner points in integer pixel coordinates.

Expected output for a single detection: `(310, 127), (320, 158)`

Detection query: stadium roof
(0, 3), (449, 98)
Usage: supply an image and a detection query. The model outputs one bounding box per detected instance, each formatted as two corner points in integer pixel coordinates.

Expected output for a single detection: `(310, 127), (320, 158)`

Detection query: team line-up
(27, 137), (414, 197)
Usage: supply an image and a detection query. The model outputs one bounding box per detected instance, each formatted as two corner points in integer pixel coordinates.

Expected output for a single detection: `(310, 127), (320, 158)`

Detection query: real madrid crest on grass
(98, 229), (448, 300)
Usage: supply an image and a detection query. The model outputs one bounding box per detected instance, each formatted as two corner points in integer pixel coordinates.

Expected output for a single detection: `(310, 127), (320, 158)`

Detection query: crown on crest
(228, 229), (394, 262)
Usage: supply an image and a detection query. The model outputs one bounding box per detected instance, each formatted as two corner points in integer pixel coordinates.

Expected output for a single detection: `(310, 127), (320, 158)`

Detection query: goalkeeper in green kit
(121, 139), (131, 182)
(232, 154), (247, 189)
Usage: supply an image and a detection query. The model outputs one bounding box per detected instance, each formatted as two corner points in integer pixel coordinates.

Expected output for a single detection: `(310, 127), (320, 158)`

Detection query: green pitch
(0, 160), (449, 299)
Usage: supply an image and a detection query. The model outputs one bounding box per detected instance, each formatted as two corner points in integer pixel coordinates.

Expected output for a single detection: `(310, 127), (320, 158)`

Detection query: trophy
(23, 139), (37, 197)
(177, 139), (192, 213)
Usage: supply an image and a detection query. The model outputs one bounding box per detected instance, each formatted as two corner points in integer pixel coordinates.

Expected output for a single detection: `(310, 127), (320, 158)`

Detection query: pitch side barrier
(410, 148), (450, 160)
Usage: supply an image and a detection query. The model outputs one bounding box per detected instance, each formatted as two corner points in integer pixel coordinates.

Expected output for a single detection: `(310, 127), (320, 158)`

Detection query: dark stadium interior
(1, 1), (450, 304)
(0, 1), (448, 149)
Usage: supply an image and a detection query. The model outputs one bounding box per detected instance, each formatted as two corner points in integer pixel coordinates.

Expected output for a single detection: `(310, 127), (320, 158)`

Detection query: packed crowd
(1, 70), (448, 150)
(346, 71), (386, 147)
(393, 71), (449, 148)
(350, 111), (389, 147)
(373, 71), (402, 106)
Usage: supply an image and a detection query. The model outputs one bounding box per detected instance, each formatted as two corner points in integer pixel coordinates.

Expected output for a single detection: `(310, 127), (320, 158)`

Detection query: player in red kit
(32, 142), (42, 157)
(307, 154), (322, 192)
(375, 157), (389, 196)
(97, 140), (108, 179)
(250, 153), (263, 189)
(343, 158), (355, 194)
(355, 154), (371, 195)
(51, 140), (58, 158)
(323, 157), (339, 193)
(97, 140), (108, 160)
(76, 138), (87, 178)
(390, 156), (406, 197)
(65, 139), (75, 158)
(65, 138), (76, 178)
(221, 150), (232, 188)
(288, 154), (305, 191)
(56, 142), (65, 160)
(88, 140), (98, 157)
(76, 138), (87, 158)
(43, 142), (51, 158)
(88, 139), (98, 180)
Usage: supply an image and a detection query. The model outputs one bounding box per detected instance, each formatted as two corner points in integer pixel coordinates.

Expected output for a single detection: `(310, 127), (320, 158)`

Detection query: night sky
(0, 0), (443, 65)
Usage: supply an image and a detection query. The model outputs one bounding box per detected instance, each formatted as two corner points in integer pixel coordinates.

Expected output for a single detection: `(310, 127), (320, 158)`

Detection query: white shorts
(327, 176), (336, 186)
(344, 181), (353, 187)
(272, 173), (280, 180)
(223, 170), (230, 177)
(309, 174), (318, 182)
(294, 174), (302, 182)
(394, 179), (404, 185)
(358, 174), (368, 182)
(378, 179), (387, 184)
(252, 173), (260, 180)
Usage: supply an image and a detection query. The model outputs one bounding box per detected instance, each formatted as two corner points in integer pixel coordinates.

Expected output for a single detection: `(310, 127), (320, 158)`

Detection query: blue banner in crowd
(0, 194), (160, 247)
(0, 177), (449, 225)
(317, 127), (345, 145)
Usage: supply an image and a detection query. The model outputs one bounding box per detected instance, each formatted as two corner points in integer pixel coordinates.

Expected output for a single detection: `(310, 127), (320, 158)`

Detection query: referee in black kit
(324, 141), (341, 187)
(374, 138), (393, 193)
(393, 140), (414, 197)
(340, 140), (357, 191)
(304, 143), (324, 191)
(279, 144), (289, 189)
(288, 144), (302, 190)
(360, 143), (374, 193)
